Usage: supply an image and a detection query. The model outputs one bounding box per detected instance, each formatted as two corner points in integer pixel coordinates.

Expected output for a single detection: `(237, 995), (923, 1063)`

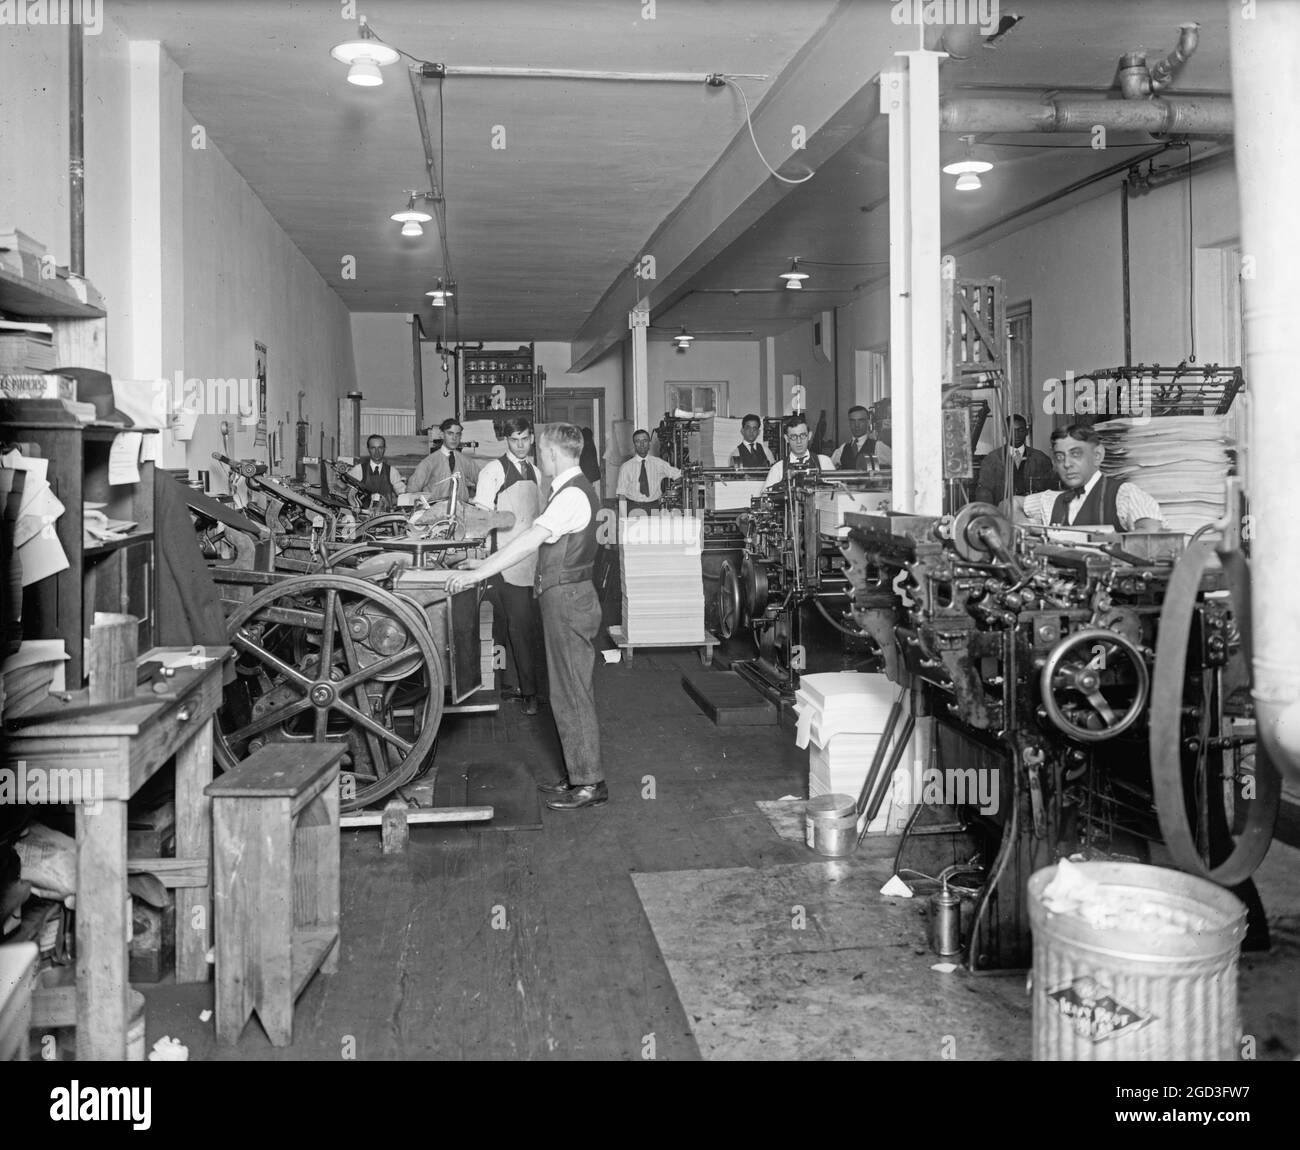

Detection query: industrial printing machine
(835, 497), (1278, 970)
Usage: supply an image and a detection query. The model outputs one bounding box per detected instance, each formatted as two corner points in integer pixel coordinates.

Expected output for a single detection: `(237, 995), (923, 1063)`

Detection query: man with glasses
(408, 417), (483, 496)
(764, 414), (835, 488)
(473, 418), (546, 715)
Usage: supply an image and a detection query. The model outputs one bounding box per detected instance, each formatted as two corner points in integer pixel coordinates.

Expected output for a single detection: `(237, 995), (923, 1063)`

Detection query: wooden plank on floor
(681, 670), (778, 726)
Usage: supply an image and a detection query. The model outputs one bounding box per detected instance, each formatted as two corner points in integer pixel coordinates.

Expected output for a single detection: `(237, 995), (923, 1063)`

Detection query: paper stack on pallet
(698, 416), (745, 466)
(619, 514), (704, 643)
(479, 599), (495, 691)
(793, 672), (907, 833)
(1096, 415), (1231, 535)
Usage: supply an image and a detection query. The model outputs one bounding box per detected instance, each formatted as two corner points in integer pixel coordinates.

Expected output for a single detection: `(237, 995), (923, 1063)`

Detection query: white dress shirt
(764, 453), (836, 488)
(473, 453), (541, 510)
(616, 453), (681, 502)
(533, 465), (593, 542)
(1022, 470), (1163, 530)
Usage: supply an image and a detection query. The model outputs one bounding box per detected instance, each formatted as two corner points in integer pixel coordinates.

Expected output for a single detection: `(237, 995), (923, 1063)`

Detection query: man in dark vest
(1015, 423), (1163, 532)
(975, 414), (1056, 506)
(831, 405), (877, 470)
(347, 434), (406, 509)
(472, 417), (545, 716)
(447, 423), (607, 809)
(730, 413), (775, 468)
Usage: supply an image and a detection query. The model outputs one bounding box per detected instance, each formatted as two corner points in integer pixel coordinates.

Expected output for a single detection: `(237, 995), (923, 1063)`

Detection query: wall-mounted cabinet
(460, 344), (545, 436)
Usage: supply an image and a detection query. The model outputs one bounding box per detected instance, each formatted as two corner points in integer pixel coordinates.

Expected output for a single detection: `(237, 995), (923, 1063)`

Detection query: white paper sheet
(108, 432), (143, 484)
(139, 433), (161, 463)
(17, 529), (68, 586)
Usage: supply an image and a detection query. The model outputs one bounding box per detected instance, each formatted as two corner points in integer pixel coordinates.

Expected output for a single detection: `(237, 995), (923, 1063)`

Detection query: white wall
(773, 318), (837, 445)
(353, 312), (415, 410)
(835, 162), (1241, 449)
(646, 339), (760, 422)
(182, 108), (356, 487)
(0, 19), (135, 377)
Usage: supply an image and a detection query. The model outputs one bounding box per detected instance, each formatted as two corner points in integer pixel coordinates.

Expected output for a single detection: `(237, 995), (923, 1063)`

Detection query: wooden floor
(142, 644), (820, 1060)
(137, 579), (1300, 1061)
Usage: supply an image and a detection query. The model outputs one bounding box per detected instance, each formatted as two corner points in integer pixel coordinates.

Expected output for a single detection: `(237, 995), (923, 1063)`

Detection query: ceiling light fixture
(391, 191), (436, 237)
(674, 326), (695, 352)
(425, 278), (455, 307)
(330, 16), (400, 87)
(943, 134), (993, 191)
(779, 258), (809, 290)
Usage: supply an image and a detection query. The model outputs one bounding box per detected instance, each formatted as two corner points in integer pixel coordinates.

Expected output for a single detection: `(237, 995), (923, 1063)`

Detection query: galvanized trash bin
(1028, 861), (1247, 1061)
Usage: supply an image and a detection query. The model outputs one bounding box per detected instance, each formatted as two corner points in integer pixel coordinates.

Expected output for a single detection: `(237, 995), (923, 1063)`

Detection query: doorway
(543, 388), (605, 486)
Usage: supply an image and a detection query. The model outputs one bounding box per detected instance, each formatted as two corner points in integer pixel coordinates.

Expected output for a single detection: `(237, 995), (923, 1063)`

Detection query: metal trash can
(1028, 861), (1247, 1061)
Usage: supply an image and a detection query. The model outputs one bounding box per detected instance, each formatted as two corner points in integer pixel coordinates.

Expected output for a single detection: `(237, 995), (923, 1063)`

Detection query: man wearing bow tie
(764, 414), (836, 488)
(975, 414), (1055, 506)
(347, 434), (406, 506)
(1015, 423), (1163, 532)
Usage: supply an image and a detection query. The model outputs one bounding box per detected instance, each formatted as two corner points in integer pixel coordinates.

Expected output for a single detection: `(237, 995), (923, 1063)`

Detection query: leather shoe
(536, 778), (570, 794)
(521, 696), (539, 716)
(545, 782), (608, 810)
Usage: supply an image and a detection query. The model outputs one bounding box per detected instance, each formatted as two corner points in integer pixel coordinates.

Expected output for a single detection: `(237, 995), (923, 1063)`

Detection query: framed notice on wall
(254, 341), (268, 445)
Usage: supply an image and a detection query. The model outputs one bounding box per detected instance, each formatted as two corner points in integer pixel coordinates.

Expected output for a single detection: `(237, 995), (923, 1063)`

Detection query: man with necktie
(974, 414), (1055, 506)
(730, 413), (775, 468)
(408, 417), (483, 496)
(764, 414), (836, 488)
(446, 423), (607, 810)
(347, 434), (406, 508)
(473, 418), (546, 716)
(616, 428), (680, 512)
(830, 405), (877, 470)
(1015, 423), (1163, 532)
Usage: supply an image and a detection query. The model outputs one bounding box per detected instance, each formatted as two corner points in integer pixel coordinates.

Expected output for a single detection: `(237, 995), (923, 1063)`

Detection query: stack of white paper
(2, 449), (69, 586)
(794, 673), (904, 832)
(2, 639), (68, 716)
(707, 478), (765, 512)
(618, 514), (705, 643)
(1095, 416), (1231, 534)
(699, 416), (746, 467)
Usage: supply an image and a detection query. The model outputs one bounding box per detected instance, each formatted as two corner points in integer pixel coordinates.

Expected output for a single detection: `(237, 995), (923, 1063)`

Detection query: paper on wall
(108, 432), (143, 484)
(139, 433), (161, 463)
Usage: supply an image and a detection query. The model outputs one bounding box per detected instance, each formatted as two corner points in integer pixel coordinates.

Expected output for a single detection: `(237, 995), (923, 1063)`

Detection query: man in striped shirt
(1015, 423), (1164, 532)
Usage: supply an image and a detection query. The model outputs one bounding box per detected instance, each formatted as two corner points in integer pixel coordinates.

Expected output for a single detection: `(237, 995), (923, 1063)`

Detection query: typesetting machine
(837, 501), (1279, 969)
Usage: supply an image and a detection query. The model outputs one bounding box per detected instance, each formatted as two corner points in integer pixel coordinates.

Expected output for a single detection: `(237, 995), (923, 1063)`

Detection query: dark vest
(535, 473), (600, 594)
(839, 438), (866, 470)
(495, 456), (538, 501)
(736, 441), (769, 468)
(1050, 475), (1123, 530)
(359, 461), (396, 500)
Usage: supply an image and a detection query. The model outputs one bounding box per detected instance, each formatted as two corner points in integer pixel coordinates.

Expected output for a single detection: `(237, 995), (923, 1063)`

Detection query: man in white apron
(473, 417), (545, 714)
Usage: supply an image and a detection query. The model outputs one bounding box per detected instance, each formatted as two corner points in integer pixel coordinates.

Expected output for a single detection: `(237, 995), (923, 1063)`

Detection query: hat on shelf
(51, 367), (135, 427)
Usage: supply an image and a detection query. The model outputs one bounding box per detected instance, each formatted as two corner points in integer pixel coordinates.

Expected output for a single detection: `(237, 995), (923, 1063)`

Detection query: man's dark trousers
(538, 581), (603, 786)
(487, 576), (543, 697)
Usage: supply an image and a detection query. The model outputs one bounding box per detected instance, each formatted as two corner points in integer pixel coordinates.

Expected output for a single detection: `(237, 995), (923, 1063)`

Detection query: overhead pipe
(1148, 22), (1201, 93)
(1230, 4), (1300, 785)
(940, 95), (1234, 136)
(68, 22), (85, 276)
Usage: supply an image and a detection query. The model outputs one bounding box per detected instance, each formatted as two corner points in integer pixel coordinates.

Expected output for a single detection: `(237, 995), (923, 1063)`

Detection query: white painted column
(628, 305), (650, 431)
(128, 41), (185, 468)
(762, 335), (777, 418)
(883, 67), (913, 511)
(902, 49), (944, 516)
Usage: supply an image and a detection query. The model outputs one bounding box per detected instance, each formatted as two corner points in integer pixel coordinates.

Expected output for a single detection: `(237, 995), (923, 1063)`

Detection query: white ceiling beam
(568, 1), (916, 372)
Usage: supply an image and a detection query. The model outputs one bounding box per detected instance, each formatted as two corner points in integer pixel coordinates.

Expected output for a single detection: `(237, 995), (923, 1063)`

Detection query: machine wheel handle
(1039, 627), (1150, 743)
(1149, 541), (1280, 886)
(716, 560), (742, 640)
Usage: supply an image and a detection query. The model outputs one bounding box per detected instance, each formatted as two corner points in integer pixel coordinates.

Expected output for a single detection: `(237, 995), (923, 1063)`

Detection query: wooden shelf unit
(2, 263), (153, 688)
(460, 343), (545, 436)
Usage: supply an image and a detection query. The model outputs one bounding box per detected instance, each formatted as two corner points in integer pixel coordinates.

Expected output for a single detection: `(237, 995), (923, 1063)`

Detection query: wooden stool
(205, 744), (343, 1046)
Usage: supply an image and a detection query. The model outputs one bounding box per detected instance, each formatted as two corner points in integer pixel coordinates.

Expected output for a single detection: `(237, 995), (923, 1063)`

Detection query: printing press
(837, 500), (1280, 970)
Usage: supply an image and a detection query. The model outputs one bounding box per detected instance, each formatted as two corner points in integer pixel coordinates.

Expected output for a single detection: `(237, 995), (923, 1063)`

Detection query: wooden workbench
(4, 646), (232, 1060)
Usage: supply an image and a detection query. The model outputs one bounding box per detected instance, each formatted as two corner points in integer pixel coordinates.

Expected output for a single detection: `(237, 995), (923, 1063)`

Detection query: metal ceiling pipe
(68, 22), (85, 276)
(1230, 3), (1300, 785)
(940, 96), (1234, 136)
(1149, 22), (1201, 92)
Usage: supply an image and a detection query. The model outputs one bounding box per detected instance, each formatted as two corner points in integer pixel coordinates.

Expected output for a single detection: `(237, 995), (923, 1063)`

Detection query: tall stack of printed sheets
(619, 513), (704, 643)
(1096, 416), (1231, 534)
(698, 416), (746, 467)
(793, 672), (905, 832)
